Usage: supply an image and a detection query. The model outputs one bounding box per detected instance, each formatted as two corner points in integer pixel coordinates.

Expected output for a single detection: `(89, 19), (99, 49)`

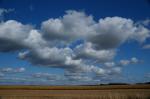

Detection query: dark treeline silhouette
(100, 83), (129, 85)
(136, 82), (150, 85)
(80, 82), (150, 86)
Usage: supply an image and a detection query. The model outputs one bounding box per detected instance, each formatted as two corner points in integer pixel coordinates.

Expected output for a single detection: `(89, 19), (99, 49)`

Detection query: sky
(0, 0), (150, 85)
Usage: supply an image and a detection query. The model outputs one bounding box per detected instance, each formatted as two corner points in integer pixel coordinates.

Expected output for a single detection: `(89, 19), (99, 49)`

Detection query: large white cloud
(0, 20), (32, 51)
(91, 17), (149, 49)
(19, 47), (74, 66)
(0, 10), (149, 82)
(74, 42), (116, 62)
(42, 11), (150, 49)
(41, 10), (95, 42)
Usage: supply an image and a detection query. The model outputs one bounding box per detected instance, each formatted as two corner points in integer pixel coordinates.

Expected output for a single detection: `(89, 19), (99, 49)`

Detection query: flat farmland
(0, 85), (150, 99)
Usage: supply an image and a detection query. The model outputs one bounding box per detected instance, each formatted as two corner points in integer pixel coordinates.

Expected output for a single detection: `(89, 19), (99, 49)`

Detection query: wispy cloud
(143, 44), (150, 49)
(0, 8), (14, 20)
(0, 67), (25, 73)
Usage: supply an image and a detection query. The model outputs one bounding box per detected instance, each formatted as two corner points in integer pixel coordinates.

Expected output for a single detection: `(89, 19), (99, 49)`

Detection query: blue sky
(0, 0), (150, 85)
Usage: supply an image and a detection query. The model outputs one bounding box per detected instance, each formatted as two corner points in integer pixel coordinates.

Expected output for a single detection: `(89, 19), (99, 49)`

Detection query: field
(0, 85), (150, 99)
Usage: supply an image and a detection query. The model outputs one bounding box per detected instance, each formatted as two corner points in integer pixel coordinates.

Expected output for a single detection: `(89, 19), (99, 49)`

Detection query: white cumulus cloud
(0, 10), (149, 82)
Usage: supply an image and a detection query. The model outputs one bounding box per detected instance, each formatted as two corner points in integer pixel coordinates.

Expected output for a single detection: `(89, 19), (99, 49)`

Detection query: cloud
(0, 67), (25, 73)
(143, 19), (150, 26)
(142, 44), (150, 49)
(119, 57), (140, 66)
(0, 8), (14, 16)
(89, 17), (150, 49)
(19, 47), (74, 66)
(15, 67), (26, 73)
(0, 72), (4, 77)
(104, 62), (116, 68)
(0, 8), (14, 20)
(0, 10), (149, 83)
(131, 57), (139, 63)
(138, 19), (150, 26)
(32, 72), (61, 81)
(0, 77), (27, 82)
(0, 20), (32, 52)
(93, 67), (123, 83)
(67, 75), (92, 81)
(42, 11), (150, 49)
(74, 42), (115, 62)
(0, 77), (44, 85)
(23, 29), (48, 49)
(100, 57), (140, 78)
(41, 10), (95, 42)
(64, 71), (92, 81)
(119, 60), (130, 66)
(143, 73), (150, 83)
(144, 73), (150, 79)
